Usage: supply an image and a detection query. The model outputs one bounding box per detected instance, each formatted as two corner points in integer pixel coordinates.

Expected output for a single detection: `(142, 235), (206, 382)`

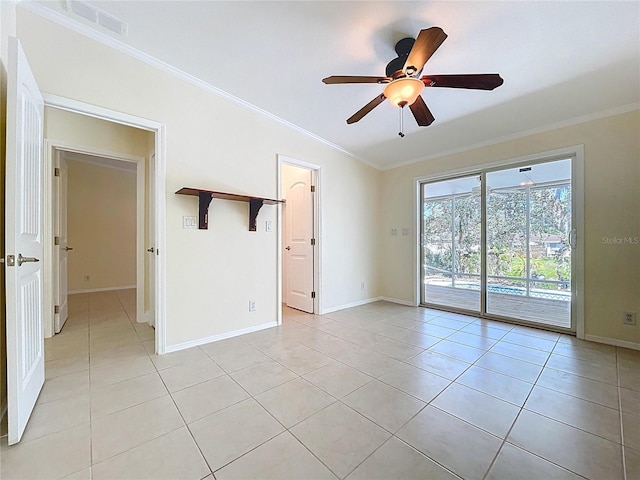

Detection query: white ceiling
(32, 1), (640, 170)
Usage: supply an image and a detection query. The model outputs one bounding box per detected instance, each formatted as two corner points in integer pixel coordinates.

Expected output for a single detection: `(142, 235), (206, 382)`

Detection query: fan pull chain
(398, 104), (405, 138)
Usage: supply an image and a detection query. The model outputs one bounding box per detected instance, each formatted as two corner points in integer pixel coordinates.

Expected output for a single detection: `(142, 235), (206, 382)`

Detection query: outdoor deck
(424, 284), (571, 329)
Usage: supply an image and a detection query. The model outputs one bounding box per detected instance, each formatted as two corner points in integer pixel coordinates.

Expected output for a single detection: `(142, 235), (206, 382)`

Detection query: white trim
(380, 297), (418, 307)
(276, 159), (283, 326)
(572, 147), (585, 339)
(277, 155), (322, 317)
(321, 297), (382, 314)
(43, 94), (161, 131)
(63, 154), (137, 172)
(42, 142), (55, 338)
(43, 94), (167, 355)
(20, 2), (366, 165)
(413, 145), (585, 336)
(584, 334), (640, 351)
(413, 179), (422, 307)
(68, 285), (136, 294)
(384, 103), (640, 171)
(164, 321), (278, 354)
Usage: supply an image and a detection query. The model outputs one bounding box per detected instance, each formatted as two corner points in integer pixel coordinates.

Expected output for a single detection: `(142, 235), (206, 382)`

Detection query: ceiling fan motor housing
(386, 37), (420, 78)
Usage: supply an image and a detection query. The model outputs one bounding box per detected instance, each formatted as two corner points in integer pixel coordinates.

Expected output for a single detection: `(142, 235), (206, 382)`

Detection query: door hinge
(54, 236), (60, 245)
(54, 305), (60, 314)
(310, 238), (316, 246)
(311, 291), (316, 299)
(310, 185), (316, 193)
(54, 167), (60, 177)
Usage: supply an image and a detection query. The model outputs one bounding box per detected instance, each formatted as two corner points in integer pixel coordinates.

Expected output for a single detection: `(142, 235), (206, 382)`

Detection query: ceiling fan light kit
(322, 26), (504, 136)
(383, 77), (425, 107)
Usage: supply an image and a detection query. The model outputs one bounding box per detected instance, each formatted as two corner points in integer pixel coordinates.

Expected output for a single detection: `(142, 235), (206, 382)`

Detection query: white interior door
(283, 165), (314, 313)
(5, 37), (45, 445)
(55, 154), (69, 333)
(146, 154), (156, 327)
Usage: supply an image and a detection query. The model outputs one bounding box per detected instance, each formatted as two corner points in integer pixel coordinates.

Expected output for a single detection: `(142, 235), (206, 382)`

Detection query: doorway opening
(419, 153), (583, 334)
(278, 155), (320, 318)
(45, 146), (148, 338)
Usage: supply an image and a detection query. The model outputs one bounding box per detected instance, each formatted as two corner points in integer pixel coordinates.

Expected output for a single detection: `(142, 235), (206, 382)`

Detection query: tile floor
(1, 289), (639, 479)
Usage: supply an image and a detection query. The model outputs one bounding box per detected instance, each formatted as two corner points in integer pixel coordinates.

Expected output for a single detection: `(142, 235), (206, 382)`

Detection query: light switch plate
(183, 216), (197, 229)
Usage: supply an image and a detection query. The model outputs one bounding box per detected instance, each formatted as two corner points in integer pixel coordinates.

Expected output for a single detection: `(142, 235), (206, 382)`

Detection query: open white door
(146, 154), (156, 327)
(54, 154), (70, 333)
(283, 165), (314, 313)
(5, 37), (45, 445)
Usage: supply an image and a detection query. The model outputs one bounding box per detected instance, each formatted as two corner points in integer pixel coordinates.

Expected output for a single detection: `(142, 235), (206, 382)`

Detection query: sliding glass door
(485, 160), (572, 328)
(421, 158), (574, 331)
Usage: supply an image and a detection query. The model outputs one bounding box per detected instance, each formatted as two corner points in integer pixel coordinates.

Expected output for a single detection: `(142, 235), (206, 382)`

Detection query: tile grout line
(617, 348), (628, 480)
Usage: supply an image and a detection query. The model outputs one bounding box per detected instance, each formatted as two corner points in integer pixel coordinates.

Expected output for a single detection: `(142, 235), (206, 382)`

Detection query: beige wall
(66, 160), (137, 292)
(17, 9), (382, 349)
(45, 107), (151, 158)
(381, 110), (640, 345)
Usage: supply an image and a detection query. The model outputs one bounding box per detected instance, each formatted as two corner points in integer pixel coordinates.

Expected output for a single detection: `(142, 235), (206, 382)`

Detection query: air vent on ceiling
(65, 0), (129, 36)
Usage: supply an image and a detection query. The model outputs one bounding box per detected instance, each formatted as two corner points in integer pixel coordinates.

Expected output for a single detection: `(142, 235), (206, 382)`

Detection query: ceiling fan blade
(403, 27), (448, 76)
(323, 75), (391, 84)
(421, 74), (504, 90)
(347, 94), (386, 124)
(409, 96), (435, 127)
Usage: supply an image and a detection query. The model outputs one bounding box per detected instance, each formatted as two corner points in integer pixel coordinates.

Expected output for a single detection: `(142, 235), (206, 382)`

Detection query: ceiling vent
(65, 0), (129, 36)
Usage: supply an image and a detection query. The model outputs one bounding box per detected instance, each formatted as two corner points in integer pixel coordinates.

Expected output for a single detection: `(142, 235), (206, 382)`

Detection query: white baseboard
(164, 321), (278, 354)
(69, 285), (136, 294)
(321, 297), (382, 314)
(583, 334), (640, 351)
(380, 297), (418, 307)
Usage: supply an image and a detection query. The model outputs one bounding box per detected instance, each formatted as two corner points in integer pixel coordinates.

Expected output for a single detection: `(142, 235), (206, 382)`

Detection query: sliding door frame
(415, 145), (584, 337)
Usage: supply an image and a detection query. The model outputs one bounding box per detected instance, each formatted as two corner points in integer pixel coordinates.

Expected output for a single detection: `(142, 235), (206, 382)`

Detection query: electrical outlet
(361, 282), (365, 291)
(249, 300), (256, 312)
(265, 221), (273, 232)
(84, 275), (90, 282)
(623, 312), (637, 325)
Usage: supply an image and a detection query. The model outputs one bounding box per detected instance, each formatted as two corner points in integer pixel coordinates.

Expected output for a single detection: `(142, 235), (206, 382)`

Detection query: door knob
(285, 246), (291, 251)
(64, 246), (74, 251)
(147, 247), (155, 253)
(17, 253), (40, 266)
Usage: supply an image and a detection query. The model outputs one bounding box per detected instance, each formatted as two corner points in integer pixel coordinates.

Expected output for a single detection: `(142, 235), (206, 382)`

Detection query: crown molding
(19, 1), (368, 165)
(382, 102), (640, 171)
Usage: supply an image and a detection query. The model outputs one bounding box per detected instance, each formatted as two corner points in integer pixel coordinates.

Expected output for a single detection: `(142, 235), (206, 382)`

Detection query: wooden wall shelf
(176, 187), (285, 231)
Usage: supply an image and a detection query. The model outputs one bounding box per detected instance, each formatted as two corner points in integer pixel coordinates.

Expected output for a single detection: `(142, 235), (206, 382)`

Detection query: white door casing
(54, 153), (69, 333)
(41, 94), (167, 355)
(283, 165), (314, 313)
(5, 37), (45, 445)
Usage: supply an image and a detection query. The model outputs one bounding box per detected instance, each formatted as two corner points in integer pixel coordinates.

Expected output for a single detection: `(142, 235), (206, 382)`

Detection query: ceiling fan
(322, 27), (504, 135)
